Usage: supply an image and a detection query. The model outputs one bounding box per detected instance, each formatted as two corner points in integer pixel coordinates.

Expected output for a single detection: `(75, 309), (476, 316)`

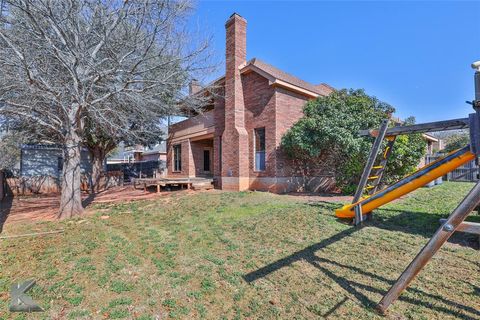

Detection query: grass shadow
(308, 201), (479, 248)
(245, 197), (479, 319)
(308, 256), (480, 319)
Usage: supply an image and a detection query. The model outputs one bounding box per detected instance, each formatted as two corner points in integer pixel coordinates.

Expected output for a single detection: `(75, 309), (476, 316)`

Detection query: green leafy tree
(443, 131), (470, 153)
(382, 117), (426, 185)
(281, 89), (426, 194)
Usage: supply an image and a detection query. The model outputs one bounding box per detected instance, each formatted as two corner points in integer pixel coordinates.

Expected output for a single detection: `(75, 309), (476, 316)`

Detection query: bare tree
(82, 101), (167, 193)
(0, 0), (213, 218)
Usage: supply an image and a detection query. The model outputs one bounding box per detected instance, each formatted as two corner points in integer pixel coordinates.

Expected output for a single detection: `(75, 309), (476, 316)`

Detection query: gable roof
(240, 58), (334, 97)
(187, 58), (334, 105)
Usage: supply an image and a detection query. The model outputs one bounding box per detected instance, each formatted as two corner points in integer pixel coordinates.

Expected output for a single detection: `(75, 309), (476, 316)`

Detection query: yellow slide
(335, 146), (475, 219)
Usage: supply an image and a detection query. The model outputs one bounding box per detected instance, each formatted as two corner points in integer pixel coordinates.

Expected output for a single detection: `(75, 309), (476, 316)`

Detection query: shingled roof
(191, 58), (334, 101)
(240, 58), (334, 97)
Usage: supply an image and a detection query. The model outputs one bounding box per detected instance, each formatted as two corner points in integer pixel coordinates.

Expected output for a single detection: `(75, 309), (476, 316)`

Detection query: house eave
(270, 79), (319, 98)
(422, 133), (439, 142)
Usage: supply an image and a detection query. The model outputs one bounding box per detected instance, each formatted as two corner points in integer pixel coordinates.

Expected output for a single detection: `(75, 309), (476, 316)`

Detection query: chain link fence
(106, 160), (166, 182)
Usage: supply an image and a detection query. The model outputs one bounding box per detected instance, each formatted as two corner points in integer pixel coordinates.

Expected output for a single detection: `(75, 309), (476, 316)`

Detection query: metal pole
(473, 61), (480, 108)
(376, 179), (480, 314)
(472, 60), (480, 108)
(475, 72), (480, 103)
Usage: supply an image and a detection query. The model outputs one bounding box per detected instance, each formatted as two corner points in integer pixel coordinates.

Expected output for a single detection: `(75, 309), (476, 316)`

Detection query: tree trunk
(58, 129), (84, 219)
(90, 147), (105, 193)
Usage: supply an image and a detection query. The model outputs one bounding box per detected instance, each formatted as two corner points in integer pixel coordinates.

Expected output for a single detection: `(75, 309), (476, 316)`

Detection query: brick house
(167, 13), (335, 192)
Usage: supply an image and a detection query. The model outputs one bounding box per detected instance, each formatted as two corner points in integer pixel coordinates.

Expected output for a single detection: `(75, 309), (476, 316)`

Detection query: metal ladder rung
(365, 185), (375, 190)
(368, 176), (379, 180)
(372, 166), (383, 169)
(383, 147), (391, 158)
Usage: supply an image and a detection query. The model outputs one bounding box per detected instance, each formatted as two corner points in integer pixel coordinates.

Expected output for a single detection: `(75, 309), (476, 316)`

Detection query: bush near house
(281, 89), (426, 193)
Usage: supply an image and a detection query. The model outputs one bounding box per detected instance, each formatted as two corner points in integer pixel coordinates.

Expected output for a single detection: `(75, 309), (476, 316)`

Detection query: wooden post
(376, 179), (480, 314)
(354, 204), (363, 226)
(353, 118), (390, 204)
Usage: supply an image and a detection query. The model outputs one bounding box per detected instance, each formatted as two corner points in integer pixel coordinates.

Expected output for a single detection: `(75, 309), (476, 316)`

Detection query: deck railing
(169, 110), (215, 140)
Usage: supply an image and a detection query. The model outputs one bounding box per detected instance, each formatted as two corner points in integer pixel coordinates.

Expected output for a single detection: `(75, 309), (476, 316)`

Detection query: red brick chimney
(222, 13), (249, 190)
(189, 79), (201, 95)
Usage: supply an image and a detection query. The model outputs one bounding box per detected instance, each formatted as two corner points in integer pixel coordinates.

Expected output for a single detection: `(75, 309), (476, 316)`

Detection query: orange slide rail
(335, 146), (475, 219)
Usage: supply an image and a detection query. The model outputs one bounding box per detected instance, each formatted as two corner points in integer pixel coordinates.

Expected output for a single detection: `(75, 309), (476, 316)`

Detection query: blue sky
(189, 0), (480, 123)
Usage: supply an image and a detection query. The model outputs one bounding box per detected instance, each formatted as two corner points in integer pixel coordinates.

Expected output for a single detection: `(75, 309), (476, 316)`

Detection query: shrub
(281, 89), (425, 193)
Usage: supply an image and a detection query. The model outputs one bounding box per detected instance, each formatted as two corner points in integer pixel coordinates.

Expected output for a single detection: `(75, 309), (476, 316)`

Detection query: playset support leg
(376, 179), (480, 314)
(354, 204), (363, 226)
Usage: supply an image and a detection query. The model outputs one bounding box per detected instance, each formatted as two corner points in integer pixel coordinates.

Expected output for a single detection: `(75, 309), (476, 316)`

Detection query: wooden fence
(426, 154), (478, 182)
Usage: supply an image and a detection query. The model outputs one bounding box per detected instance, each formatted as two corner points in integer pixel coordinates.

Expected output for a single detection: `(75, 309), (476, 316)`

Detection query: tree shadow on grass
(81, 192), (97, 208)
(308, 256), (480, 319)
(0, 194), (13, 234)
(374, 208), (479, 249)
(0, 183), (15, 233)
(243, 202), (480, 319)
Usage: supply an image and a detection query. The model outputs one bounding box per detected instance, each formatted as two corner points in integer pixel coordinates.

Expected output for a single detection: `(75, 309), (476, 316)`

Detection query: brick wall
(274, 87), (310, 177)
(167, 139), (192, 178)
(191, 139), (214, 176)
(242, 71), (276, 178)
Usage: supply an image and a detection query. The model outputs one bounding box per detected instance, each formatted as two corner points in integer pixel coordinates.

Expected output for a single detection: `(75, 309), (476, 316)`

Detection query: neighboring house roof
(142, 150), (167, 155)
(422, 133), (439, 143)
(142, 142), (167, 155)
(240, 58), (334, 97)
(107, 140), (167, 161)
(21, 144), (62, 150)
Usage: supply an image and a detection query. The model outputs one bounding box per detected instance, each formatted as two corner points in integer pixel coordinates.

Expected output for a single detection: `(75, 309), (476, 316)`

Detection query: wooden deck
(133, 177), (214, 192)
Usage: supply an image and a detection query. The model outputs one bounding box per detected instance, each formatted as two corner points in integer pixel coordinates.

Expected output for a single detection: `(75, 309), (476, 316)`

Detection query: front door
(203, 149), (210, 172)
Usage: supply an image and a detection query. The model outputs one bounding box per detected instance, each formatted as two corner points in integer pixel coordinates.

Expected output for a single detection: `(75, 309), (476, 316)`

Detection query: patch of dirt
(1, 185), (218, 227)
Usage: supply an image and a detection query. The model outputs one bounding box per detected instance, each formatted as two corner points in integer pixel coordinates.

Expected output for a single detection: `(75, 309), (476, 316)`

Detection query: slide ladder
(366, 136), (396, 195)
(352, 118), (387, 204)
(350, 118), (396, 224)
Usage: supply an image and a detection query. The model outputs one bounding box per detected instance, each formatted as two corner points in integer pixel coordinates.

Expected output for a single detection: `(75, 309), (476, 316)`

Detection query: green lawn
(0, 182), (479, 319)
